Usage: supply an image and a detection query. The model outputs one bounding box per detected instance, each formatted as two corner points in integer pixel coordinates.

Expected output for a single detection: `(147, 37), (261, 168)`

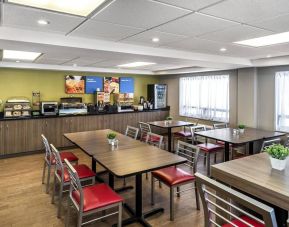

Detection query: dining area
(35, 118), (288, 227)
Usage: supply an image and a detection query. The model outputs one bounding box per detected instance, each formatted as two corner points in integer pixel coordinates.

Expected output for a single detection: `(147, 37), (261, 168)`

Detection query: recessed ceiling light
(152, 37), (160, 43)
(37, 19), (50, 25)
(3, 50), (41, 61)
(16, 60), (20, 63)
(117, 62), (156, 68)
(234, 31), (289, 47)
(8, 0), (107, 16)
(220, 48), (227, 52)
(73, 63), (78, 67)
(267, 55), (272, 58)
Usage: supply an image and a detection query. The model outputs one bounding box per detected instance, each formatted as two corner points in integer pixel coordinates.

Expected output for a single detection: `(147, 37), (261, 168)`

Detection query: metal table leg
(224, 142), (230, 161)
(168, 127), (172, 152)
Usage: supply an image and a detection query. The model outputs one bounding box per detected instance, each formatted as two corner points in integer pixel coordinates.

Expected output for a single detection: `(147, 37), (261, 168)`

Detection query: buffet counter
(0, 108), (169, 157)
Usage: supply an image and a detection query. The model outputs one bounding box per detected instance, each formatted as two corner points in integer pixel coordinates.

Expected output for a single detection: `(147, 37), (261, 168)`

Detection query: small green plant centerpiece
(166, 116), (173, 124)
(238, 124), (245, 133)
(107, 132), (117, 145)
(265, 144), (289, 170)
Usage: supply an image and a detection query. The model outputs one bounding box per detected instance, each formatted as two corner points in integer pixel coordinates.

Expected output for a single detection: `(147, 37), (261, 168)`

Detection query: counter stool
(151, 141), (200, 221)
(65, 159), (123, 227)
(41, 134), (79, 193)
(50, 144), (96, 218)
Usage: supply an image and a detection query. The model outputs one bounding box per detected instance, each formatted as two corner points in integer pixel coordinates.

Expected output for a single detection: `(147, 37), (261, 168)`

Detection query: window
(179, 75), (229, 122)
(275, 71), (289, 131)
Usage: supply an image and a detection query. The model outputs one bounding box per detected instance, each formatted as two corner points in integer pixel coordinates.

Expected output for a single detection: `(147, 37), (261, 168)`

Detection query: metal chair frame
(196, 173), (278, 227)
(50, 144), (95, 218)
(151, 140), (200, 221)
(145, 132), (164, 148)
(41, 134), (78, 194)
(139, 122), (152, 142)
(260, 138), (281, 152)
(213, 123), (229, 129)
(125, 125), (139, 139)
(64, 159), (122, 227)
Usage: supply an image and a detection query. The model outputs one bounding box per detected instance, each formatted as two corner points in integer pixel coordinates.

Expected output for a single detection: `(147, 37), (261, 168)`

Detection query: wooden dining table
(148, 120), (195, 152)
(211, 153), (289, 227)
(64, 129), (187, 227)
(195, 127), (285, 161)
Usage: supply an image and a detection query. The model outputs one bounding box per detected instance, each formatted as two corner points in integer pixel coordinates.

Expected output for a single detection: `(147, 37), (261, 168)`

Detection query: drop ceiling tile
(201, 0), (289, 24)
(62, 57), (106, 66)
(121, 30), (186, 46)
(249, 14), (289, 33)
(154, 0), (223, 11)
(70, 20), (142, 41)
(35, 58), (72, 65)
(156, 12), (237, 36)
(92, 0), (191, 29)
(3, 4), (85, 34)
(198, 24), (273, 43)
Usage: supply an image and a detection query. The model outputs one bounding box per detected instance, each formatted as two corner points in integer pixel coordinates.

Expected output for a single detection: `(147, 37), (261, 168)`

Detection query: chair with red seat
(64, 159), (123, 227)
(50, 144), (96, 218)
(41, 134), (79, 194)
(125, 125), (139, 139)
(195, 173), (277, 227)
(151, 140), (200, 221)
(139, 122), (152, 142)
(145, 132), (163, 148)
(190, 126), (224, 176)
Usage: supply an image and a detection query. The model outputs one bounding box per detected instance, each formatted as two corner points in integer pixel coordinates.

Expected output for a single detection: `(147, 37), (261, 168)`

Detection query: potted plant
(107, 132), (117, 144)
(265, 144), (289, 171)
(166, 116), (173, 124)
(238, 124), (245, 133)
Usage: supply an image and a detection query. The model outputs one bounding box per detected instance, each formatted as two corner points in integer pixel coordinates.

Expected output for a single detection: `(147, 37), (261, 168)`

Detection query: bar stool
(196, 173), (277, 227)
(41, 134), (79, 193)
(65, 159), (123, 227)
(50, 144), (96, 218)
(151, 140), (200, 221)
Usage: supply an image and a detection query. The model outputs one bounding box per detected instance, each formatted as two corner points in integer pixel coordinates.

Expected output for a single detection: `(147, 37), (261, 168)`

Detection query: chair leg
(214, 152), (217, 163)
(207, 153), (211, 177)
(203, 154), (207, 165)
(65, 198), (71, 227)
(151, 175), (155, 205)
(177, 186), (180, 197)
(42, 161), (46, 184)
(158, 180), (162, 188)
(123, 177), (126, 186)
(170, 187), (174, 221)
(146, 172), (148, 179)
(57, 182), (63, 218)
(46, 165), (51, 194)
(118, 203), (122, 227)
(77, 212), (82, 227)
(194, 182), (200, 210)
(51, 174), (57, 204)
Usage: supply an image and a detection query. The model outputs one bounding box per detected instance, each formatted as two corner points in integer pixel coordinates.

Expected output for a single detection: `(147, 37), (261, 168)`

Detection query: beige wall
(159, 70), (238, 126)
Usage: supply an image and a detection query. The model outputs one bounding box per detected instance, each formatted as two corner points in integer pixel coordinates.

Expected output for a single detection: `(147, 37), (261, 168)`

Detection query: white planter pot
(108, 138), (116, 144)
(239, 129), (245, 133)
(269, 156), (288, 171)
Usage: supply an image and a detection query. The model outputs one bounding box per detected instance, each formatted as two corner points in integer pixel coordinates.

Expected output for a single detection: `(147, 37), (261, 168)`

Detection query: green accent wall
(0, 68), (160, 110)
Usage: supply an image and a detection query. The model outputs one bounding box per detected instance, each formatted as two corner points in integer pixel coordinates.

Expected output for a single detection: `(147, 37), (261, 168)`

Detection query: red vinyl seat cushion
(72, 183), (123, 212)
(51, 151), (78, 164)
(174, 131), (192, 137)
(57, 164), (95, 182)
(142, 135), (161, 142)
(197, 143), (223, 152)
(152, 166), (195, 186)
(222, 215), (265, 227)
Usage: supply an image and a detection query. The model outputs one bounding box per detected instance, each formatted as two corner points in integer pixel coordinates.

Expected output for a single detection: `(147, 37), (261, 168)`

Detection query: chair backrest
(145, 132), (163, 148)
(260, 138), (281, 152)
(195, 173), (278, 227)
(176, 140), (199, 171)
(65, 159), (84, 212)
(190, 125), (206, 144)
(139, 122), (151, 141)
(50, 144), (65, 182)
(125, 125), (139, 140)
(41, 134), (52, 163)
(213, 123), (228, 129)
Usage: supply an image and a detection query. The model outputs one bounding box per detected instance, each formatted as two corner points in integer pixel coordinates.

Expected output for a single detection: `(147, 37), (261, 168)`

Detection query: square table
(195, 127), (285, 161)
(211, 153), (289, 227)
(148, 120), (195, 152)
(64, 129), (187, 227)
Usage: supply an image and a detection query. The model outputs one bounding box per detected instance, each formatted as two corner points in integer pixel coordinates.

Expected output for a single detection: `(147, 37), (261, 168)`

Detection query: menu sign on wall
(120, 77), (134, 93)
(65, 75), (85, 94)
(85, 76), (103, 94)
(104, 77), (119, 94)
